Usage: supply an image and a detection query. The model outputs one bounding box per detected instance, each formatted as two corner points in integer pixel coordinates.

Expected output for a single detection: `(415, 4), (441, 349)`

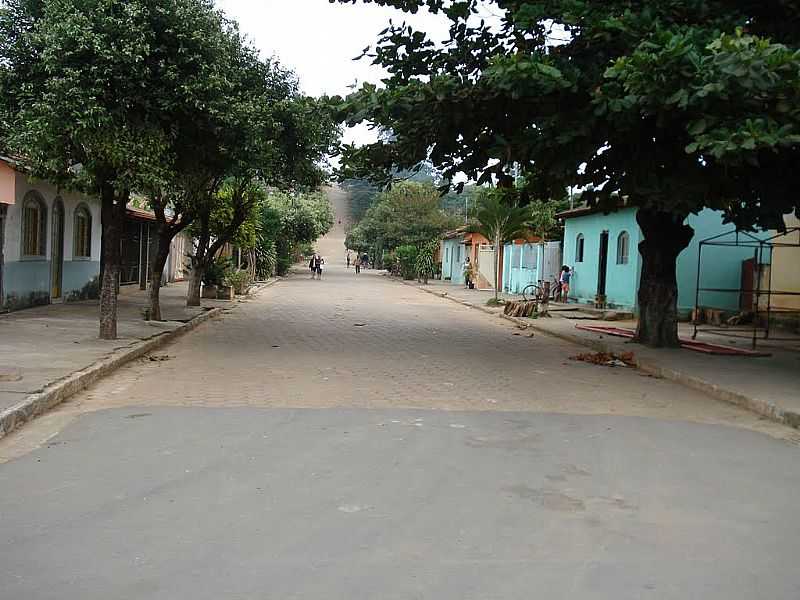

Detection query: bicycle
(522, 278), (563, 303)
(521, 283), (546, 303)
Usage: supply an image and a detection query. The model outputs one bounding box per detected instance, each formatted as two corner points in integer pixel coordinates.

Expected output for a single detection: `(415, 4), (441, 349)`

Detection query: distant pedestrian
(362, 253), (369, 269)
(346, 252), (351, 268)
(354, 256), (361, 274)
(309, 253), (324, 280)
(463, 256), (473, 289)
(559, 265), (572, 303)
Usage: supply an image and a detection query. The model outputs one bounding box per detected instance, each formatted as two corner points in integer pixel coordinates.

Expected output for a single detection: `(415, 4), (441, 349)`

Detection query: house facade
(440, 230), (496, 289)
(560, 206), (753, 315)
(766, 214), (800, 313)
(1, 157), (191, 313)
(502, 240), (562, 294)
(441, 229), (553, 292)
(1, 157), (102, 311)
(120, 206), (191, 289)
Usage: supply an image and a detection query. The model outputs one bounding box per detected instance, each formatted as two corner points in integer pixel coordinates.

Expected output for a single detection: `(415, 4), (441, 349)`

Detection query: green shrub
(203, 256), (233, 286)
(396, 244), (419, 280)
(255, 240), (278, 279)
(225, 269), (253, 295)
(414, 240), (438, 283)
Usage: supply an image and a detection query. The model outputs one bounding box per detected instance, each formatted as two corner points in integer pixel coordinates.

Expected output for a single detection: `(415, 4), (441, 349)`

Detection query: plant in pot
(203, 257), (233, 299)
(225, 269), (253, 296)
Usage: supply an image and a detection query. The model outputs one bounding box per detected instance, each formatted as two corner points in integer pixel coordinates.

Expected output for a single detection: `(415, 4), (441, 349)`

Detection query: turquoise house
(560, 206), (753, 315)
(441, 231), (466, 285)
(502, 241), (563, 294)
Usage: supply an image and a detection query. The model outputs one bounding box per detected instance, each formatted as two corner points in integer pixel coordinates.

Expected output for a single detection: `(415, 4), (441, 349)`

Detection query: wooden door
(50, 199), (64, 300)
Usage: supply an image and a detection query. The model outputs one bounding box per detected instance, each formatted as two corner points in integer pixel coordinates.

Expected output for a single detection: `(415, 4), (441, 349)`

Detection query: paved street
(1, 200), (800, 599)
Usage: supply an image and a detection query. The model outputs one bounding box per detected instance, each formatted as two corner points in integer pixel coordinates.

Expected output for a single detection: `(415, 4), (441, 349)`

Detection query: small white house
(1, 156), (102, 311)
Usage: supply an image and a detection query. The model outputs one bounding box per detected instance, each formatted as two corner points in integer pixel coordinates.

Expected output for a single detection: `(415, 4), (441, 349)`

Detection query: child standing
(559, 266), (572, 303)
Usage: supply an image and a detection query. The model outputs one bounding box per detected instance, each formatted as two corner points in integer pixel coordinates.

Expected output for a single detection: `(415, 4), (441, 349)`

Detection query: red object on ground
(575, 325), (772, 357)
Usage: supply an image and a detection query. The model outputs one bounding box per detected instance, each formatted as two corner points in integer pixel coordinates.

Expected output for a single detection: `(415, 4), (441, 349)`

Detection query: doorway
(597, 230), (610, 297)
(51, 198), (64, 301)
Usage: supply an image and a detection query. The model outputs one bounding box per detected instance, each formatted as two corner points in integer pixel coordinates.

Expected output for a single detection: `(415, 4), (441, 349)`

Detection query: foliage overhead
(468, 189), (532, 247)
(332, 0), (800, 230)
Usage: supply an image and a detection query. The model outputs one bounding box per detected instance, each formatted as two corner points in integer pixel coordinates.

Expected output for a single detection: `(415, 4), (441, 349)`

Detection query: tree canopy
(1, 0), (340, 326)
(346, 181), (458, 258)
(332, 0), (800, 346)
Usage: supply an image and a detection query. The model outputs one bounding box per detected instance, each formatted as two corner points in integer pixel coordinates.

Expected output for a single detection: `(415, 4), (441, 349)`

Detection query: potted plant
(225, 269), (252, 296)
(202, 257), (232, 299)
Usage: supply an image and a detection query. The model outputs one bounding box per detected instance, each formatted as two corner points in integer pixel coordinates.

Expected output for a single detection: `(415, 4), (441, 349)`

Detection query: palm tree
(469, 192), (531, 303)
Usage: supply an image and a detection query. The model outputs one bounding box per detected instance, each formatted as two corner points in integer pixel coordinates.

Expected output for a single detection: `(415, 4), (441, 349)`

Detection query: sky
(215, 0), (452, 146)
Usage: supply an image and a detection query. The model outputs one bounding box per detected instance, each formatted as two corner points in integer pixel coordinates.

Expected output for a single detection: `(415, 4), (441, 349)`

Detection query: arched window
(21, 192), (47, 257)
(575, 234), (585, 263)
(616, 231), (630, 265)
(73, 204), (92, 258)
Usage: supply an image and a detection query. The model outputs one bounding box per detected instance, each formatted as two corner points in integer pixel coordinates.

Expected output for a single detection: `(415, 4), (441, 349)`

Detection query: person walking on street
(346, 252), (351, 269)
(354, 255), (361, 274)
(309, 253), (324, 280)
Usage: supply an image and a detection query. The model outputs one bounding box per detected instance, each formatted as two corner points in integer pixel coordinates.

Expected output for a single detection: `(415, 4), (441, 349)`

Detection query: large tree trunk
(186, 260), (204, 307)
(634, 208), (694, 348)
(148, 231), (172, 321)
(99, 185), (124, 340)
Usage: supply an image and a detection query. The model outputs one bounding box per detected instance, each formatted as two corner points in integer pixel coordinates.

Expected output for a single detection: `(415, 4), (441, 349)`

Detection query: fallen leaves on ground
(570, 351), (636, 368)
(148, 354), (173, 362)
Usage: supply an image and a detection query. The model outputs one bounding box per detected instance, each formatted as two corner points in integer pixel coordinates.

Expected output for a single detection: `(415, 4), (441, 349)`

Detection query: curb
(400, 279), (800, 430)
(0, 306), (224, 440)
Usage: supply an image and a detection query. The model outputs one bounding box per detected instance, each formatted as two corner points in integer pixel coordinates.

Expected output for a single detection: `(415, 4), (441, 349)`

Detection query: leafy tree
(333, 0), (800, 347)
(348, 181), (458, 258)
(341, 178), (382, 222)
(0, 0), (193, 338)
(182, 54), (339, 306)
(254, 190), (335, 277)
(528, 198), (568, 242)
(469, 189), (531, 303)
(132, 2), (241, 321)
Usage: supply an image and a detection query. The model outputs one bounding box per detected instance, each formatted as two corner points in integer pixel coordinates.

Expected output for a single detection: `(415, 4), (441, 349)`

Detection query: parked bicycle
(522, 278), (562, 303)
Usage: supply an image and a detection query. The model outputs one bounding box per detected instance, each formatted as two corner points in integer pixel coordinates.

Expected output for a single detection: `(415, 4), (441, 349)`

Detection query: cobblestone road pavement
(2, 253), (799, 460)
(4, 262), (798, 450)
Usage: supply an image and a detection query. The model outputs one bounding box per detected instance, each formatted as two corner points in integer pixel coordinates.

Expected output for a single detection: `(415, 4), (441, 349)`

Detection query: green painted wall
(563, 208), (748, 314)
(441, 238), (465, 284)
(1, 261), (51, 310)
(563, 208), (640, 309)
(1, 259), (100, 310)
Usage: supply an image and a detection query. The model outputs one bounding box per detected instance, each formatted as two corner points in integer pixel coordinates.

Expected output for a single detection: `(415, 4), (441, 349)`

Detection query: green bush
(414, 240), (437, 283)
(225, 269), (253, 295)
(255, 240), (278, 280)
(203, 256), (233, 286)
(396, 244), (419, 280)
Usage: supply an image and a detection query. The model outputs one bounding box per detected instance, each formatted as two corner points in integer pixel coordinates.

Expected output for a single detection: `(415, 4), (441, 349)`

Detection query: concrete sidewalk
(403, 277), (800, 429)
